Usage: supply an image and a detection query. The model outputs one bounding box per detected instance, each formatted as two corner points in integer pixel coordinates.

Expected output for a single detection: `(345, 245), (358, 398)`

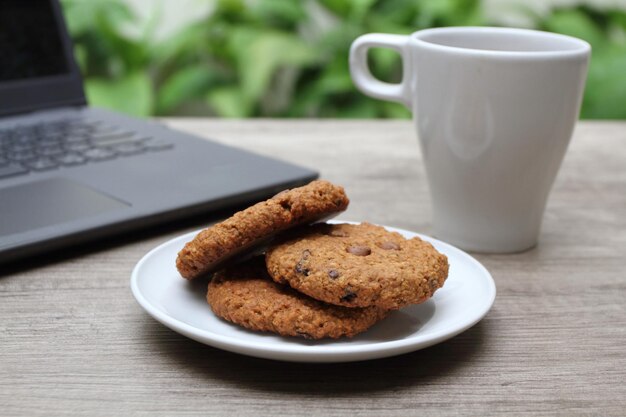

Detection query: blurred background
(60, 0), (626, 119)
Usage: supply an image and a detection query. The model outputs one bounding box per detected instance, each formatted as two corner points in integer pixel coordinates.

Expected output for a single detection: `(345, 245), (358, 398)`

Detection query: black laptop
(0, 0), (317, 264)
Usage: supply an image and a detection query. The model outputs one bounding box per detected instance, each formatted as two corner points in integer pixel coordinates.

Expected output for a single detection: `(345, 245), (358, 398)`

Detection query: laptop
(0, 0), (317, 265)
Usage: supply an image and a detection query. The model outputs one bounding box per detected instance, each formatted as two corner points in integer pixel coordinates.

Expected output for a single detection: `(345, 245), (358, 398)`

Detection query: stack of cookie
(176, 180), (449, 340)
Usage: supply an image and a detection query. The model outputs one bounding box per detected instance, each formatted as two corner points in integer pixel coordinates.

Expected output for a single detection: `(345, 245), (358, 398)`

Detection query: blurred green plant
(537, 6), (626, 119)
(61, 0), (626, 119)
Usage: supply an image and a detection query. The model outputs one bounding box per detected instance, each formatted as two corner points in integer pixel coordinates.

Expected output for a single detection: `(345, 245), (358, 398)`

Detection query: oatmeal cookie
(207, 257), (388, 339)
(176, 180), (349, 280)
(265, 223), (449, 310)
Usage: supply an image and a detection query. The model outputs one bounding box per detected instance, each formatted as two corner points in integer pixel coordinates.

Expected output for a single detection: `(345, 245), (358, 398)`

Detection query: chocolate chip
(378, 241), (400, 250)
(347, 245), (371, 256)
(295, 249), (311, 276)
(340, 290), (357, 302)
(295, 263), (309, 276)
(328, 269), (339, 279)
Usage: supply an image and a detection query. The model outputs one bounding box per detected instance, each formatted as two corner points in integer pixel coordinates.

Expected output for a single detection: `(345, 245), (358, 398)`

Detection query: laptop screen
(0, 0), (85, 116)
(0, 0), (70, 82)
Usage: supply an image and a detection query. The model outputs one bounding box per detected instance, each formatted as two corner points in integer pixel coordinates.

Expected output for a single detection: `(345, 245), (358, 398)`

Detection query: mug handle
(349, 33), (411, 108)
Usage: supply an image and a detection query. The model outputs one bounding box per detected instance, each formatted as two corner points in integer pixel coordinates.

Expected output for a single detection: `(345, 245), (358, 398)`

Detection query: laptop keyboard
(0, 117), (174, 179)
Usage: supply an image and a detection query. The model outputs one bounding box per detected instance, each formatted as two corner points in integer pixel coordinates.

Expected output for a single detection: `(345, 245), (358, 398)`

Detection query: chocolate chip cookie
(265, 223), (449, 310)
(207, 258), (388, 339)
(176, 180), (349, 280)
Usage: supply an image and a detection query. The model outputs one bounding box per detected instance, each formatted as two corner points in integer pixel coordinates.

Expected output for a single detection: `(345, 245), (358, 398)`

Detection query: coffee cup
(350, 27), (590, 252)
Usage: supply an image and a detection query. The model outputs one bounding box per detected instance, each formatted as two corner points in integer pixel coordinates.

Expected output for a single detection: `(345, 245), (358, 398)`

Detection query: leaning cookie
(176, 180), (349, 280)
(207, 258), (388, 339)
(266, 223), (449, 310)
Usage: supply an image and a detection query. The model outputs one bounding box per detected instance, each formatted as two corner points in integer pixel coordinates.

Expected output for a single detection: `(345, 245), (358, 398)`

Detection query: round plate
(130, 221), (496, 363)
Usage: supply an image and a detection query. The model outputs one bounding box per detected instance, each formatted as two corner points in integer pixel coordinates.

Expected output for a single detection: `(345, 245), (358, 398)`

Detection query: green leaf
(73, 44), (88, 74)
(62, 0), (134, 37)
(381, 101), (411, 119)
(318, 0), (352, 18)
(418, 0), (459, 20)
(330, 98), (379, 118)
(316, 24), (361, 55)
(542, 9), (605, 50)
(217, 0), (246, 16)
(156, 66), (220, 114)
(230, 28), (319, 104)
(372, 0), (421, 27)
(314, 69), (355, 96)
(206, 87), (251, 118)
(369, 47), (403, 83)
(94, 11), (147, 72)
(367, 14), (416, 35)
(608, 10), (626, 31)
(349, 0), (377, 22)
(63, 0), (147, 77)
(85, 72), (153, 117)
(251, 0), (307, 28)
(151, 23), (211, 67)
(582, 45), (626, 118)
(416, 0), (482, 27)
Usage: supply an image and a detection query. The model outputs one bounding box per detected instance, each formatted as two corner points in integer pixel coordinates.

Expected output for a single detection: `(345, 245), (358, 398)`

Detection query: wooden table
(1, 120), (624, 416)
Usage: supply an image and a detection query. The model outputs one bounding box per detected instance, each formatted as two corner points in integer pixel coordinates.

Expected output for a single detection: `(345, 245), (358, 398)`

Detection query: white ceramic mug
(350, 27), (590, 253)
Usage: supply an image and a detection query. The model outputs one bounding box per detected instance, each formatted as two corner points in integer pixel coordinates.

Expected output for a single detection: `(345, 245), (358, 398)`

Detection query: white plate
(131, 222), (495, 363)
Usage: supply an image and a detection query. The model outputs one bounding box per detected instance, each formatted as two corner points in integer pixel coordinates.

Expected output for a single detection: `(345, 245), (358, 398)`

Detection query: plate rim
(130, 221), (496, 362)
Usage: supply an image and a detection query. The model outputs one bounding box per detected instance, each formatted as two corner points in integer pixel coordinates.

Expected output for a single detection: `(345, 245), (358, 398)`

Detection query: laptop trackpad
(0, 178), (129, 236)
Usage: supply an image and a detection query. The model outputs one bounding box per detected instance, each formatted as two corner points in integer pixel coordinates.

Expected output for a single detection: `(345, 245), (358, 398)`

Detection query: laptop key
(83, 147), (117, 161)
(25, 157), (58, 171)
(37, 124), (67, 137)
(145, 138), (174, 151)
(0, 163), (29, 179)
(5, 142), (35, 153)
(93, 135), (148, 147)
(68, 119), (103, 129)
(8, 134), (37, 147)
(37, 134), (64, 146)
(6, 149), (37, 161)
(64, 132), (89, 143)
(65, 141), (91, 152)
(90, 130), (136, 142)
(38, 144), (65, 157)
(113, 142), (146, 156)
(56, 153), (86, 166)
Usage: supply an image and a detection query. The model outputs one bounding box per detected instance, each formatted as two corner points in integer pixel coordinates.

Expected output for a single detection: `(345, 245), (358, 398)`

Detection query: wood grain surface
(1, 120), (624, 416)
